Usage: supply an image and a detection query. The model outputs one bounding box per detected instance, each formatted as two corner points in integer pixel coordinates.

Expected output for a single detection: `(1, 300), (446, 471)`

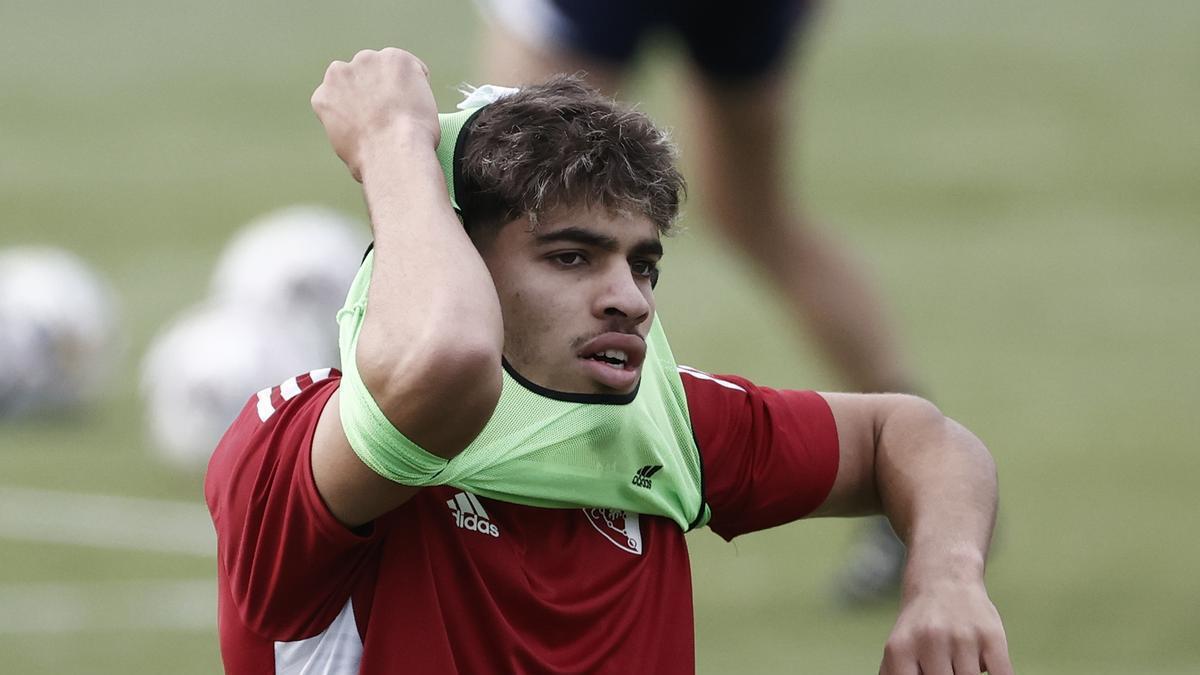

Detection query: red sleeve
(680, 367), (840, 541)
(204, 370), (378, 640)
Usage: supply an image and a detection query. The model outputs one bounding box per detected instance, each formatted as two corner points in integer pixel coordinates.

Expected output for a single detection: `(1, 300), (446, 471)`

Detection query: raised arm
(814, 393), (1012, 675)
(308, 49), (504, 527)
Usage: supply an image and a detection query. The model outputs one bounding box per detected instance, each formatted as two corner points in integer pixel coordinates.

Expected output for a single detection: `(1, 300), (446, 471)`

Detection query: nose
(596, 263), (652, 324)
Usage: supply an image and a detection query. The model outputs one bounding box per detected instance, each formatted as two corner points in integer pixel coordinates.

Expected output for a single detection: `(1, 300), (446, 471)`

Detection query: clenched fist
(880, 576), (1012, 675)
(311, 48), (440, 182)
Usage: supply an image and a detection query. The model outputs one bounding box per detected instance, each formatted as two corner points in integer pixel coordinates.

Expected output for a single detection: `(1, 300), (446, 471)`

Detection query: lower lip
(579, 357), (640, 391)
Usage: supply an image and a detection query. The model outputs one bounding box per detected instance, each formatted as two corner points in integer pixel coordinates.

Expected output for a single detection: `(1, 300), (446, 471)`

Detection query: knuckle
(882, 637), (909, 659)
(948, 625), (976, 648)
(910, 621), (952, 649)
(324, 60), (347, 79)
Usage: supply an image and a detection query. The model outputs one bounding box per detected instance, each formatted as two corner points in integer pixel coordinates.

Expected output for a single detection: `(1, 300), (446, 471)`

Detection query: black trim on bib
(686, 427), (708, 532)
(451, 106), (489, 227)
(502, 358), (640, 406)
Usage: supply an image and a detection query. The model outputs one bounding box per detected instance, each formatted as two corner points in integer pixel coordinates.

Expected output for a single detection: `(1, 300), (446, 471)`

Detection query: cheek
(500, 290), (549, 347)
(501, 288), (578, 356)
(520, 291), (563, 325)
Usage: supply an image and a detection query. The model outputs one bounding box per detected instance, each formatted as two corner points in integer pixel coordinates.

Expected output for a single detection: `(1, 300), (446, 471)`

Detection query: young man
(206, 49), (1011, 674)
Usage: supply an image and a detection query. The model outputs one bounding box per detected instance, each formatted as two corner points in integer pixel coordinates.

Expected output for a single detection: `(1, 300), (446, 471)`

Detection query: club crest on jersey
(446, 491), (499, 538)
(583, 507), (643, 555)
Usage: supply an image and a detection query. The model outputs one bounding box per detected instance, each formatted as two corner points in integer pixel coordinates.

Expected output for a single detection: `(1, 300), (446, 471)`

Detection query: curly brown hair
(457, 76), (685, 237)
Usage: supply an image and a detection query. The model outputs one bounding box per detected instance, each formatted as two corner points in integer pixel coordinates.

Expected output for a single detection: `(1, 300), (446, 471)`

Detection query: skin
(307, 48), (1012, 675)
(476, 207), (663, 395)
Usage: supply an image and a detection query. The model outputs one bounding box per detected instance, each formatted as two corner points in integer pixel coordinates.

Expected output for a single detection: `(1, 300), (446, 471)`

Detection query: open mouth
(575, 333), (647, 390)
(585, 349), (630, 369)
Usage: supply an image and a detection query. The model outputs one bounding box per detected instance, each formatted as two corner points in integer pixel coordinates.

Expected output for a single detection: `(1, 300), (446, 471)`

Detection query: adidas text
(446, 492), (500, 538)
(454, 510), (499, 537)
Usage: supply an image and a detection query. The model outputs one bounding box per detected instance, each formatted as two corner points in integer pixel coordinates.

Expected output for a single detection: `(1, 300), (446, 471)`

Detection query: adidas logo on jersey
(631, 464), (663, 489)
(446, 491), (499, 538)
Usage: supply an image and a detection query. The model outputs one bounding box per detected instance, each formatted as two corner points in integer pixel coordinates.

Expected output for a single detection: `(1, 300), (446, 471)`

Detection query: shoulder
(678, 365), (840, 540)
(248, 367), (341, 427)
(678, 365), (834, 448)
(206, 368), (342, 517)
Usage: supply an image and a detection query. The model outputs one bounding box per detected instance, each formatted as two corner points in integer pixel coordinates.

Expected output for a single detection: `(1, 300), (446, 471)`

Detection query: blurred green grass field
(2, 1), (1198, 673)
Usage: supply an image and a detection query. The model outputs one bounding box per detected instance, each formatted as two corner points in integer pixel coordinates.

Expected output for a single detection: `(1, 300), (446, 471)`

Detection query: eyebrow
(534, 226), (663, 258)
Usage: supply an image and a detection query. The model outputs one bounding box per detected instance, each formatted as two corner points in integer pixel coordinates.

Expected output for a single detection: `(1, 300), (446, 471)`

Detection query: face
(477, 205), (662, 395)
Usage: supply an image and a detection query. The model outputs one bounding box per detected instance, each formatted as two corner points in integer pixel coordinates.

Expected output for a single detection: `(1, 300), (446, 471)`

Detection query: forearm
(873, 400), (1012, 673)
(307, 49), (504, 525)
(357, 125), (503, 371)
(352, 125), (504, 456)
(875, 398), (998, 591)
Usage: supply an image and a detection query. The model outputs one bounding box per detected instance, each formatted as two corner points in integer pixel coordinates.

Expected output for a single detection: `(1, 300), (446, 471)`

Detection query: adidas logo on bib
(631, 464), (662, 489)
(446, 491), (499, 538)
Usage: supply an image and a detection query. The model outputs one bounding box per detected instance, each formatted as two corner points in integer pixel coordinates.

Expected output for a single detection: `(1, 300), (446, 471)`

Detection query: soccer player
(475, 0), (923, 602)
(205, 49), (1011, 674)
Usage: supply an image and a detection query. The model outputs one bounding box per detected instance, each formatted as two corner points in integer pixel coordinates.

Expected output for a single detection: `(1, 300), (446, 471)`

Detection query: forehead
(510, 206), (661, 250)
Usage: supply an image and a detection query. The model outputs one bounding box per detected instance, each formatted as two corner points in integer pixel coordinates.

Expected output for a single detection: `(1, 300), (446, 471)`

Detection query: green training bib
(337, 252), (708, 530)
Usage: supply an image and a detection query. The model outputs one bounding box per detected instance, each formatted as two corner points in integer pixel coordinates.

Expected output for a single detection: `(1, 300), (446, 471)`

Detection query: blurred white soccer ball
(0, 246), (121, 416)
(140, 303), (329, 471)
(210, 205), (367, 365)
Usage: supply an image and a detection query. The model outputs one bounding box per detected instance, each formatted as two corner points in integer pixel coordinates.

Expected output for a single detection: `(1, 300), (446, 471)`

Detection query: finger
(918, 656), (953, 675)
(916, 642), (953, 675)
(980, 641), (1014, 675)
(879, 642), (920, 675)
(952, 646), (980, 675)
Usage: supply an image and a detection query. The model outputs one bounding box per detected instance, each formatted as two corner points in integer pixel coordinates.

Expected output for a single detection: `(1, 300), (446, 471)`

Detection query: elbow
(358, 333), (502, 408)
(355, 299), (503, 399)
(357, 333), (503, 457)
(879, 394), (943, 443)
(888, 394), (995, 473)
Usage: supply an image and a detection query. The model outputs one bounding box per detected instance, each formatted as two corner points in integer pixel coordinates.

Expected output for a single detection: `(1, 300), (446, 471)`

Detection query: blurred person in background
(205, 48), (1010, 674)
(476, 0), (918, 604)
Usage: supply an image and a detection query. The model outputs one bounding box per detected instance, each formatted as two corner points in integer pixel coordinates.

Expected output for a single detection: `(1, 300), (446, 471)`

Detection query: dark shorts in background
(486, 0), (819, 82)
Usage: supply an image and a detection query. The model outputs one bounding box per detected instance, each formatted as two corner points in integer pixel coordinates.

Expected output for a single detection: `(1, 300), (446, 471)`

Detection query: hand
(310, 48), (440, 182)
(879, 578), (1012, 675)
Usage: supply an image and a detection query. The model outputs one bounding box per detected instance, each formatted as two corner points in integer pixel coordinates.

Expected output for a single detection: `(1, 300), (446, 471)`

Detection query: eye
(550, 252), (587, 267)
(630, 259), (659, 279)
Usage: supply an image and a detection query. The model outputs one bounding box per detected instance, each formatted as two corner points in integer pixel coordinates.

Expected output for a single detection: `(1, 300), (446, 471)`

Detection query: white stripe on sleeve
(280, 376), (301, 401)
(677, 365), (747, 393)
(256, 387), (275, 422)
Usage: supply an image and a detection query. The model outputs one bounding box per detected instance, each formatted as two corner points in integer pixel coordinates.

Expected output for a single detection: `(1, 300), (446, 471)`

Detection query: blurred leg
(685, 71), (914, 606)
(683, 71), (917, 394)
(479, 18), (624, 96)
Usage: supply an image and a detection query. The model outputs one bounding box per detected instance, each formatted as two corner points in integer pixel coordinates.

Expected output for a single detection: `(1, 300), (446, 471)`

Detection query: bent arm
(814, 393), (1011, 675)
(813, 394), (997, 566)
(309, 49), (504, 528)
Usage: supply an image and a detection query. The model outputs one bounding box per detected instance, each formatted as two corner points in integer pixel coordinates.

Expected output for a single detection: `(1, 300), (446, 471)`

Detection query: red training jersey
(205, 366), (838, 674)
